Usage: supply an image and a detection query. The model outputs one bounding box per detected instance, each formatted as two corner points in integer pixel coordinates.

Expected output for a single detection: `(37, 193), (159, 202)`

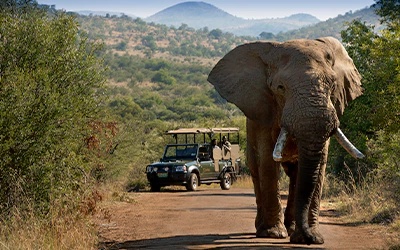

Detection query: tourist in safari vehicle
(145, 127), (242, 191)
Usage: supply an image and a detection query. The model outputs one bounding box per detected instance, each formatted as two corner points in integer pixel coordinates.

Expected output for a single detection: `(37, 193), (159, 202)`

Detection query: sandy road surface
(95, 188), (385, 250)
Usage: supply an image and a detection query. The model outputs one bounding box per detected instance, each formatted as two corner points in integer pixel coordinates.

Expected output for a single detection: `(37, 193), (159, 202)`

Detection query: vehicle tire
(150, 183), (161, 192)
(186, 173), (198, 191)
(220, 172), (231, 190)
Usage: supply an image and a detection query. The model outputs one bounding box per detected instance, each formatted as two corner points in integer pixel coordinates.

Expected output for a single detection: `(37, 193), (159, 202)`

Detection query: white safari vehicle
(145, 128), (242, 191)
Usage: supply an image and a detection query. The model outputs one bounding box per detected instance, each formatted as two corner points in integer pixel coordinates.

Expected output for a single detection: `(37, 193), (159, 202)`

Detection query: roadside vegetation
(325, 1), (400, 247)
(0, 1), (109, 249)
(0, 0), (398, 249)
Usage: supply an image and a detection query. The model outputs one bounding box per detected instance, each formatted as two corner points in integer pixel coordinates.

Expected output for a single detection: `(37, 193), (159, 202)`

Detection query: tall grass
(0, 208), (98, 250)
(323, 164), (400, 249)
(234, 174), (254, 188)
(0, 187), (103, 250)
(0, 215), (97, 250)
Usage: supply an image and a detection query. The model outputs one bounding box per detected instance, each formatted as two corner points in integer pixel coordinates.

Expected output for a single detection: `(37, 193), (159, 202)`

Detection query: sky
(37, 0), (376, 21)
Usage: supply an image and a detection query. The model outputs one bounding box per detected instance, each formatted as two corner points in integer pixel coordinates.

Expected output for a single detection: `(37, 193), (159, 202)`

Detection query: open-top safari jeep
(145, 127), (242, 191)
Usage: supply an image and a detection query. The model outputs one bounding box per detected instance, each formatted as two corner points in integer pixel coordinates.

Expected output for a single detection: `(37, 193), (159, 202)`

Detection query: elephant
(207, 37), (364, 244)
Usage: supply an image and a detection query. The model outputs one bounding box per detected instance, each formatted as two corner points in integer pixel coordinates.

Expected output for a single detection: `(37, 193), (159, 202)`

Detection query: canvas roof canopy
(166, 127), (239, 135)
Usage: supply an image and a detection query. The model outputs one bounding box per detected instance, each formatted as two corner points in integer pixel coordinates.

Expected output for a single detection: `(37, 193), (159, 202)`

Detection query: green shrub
(0, 4), (107, 218)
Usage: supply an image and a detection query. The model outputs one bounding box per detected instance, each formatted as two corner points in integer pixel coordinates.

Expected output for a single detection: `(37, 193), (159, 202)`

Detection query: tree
(259, 32), (275, 40)
(0, 0), (38, 12)
(0, 4), (108, 216)
(151, 69), (177, 86)
(116, 40), (128, 51)
(341, 1), (400, 135)
(142, 35), (157, 51)
(332, 0), (400, 180)
(208, 29), (223, 39)
(374, 0), (400, 30)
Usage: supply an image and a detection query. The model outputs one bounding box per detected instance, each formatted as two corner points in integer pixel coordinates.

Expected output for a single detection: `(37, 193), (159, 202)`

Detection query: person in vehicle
(211, 139), (220, 149)
(222, 136), (231, 152)
(211, 139), (220, 160)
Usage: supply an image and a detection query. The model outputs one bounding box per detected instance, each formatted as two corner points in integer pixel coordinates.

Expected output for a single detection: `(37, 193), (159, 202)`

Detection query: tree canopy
(332, 0), (400, 185)
(0, 2), (108, 216)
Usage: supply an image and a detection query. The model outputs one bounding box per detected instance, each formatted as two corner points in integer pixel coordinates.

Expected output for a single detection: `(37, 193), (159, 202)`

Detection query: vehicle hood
(148, 160), (196, 167)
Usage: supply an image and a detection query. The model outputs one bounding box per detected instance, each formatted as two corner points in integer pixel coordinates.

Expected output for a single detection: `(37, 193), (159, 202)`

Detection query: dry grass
(323, 172), (400, 249)
(0, 187), (108, 250)
(233, 174), (254, 188)
(0, 210), (97, 250)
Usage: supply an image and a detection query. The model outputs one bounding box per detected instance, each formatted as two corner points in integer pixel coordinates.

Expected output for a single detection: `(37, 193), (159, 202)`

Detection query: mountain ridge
(76, 1), (321, 37)
(144, 2), (320, 36)
(75, 1), (378, 38)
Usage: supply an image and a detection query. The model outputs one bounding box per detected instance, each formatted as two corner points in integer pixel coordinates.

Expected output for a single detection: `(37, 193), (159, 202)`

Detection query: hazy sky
(37, 0), (376, 21)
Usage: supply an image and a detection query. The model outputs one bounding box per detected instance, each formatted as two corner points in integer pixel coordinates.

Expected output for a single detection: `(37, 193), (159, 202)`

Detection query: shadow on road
(184, 192), (256, 198)
(99, 233), (325, 250)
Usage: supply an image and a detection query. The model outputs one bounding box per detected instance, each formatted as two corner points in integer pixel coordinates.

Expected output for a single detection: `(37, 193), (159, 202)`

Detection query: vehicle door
(198, 145), (214, 180)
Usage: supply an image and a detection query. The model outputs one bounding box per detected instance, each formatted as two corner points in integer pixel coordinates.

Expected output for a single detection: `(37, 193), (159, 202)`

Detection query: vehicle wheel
(150, 183), (161, 192)
(186, 173), (198, 191)
(220, 172), (231, 190)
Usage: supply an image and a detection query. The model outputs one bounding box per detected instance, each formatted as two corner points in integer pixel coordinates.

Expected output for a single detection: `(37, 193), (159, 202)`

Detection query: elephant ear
(208, 42), (276, 127)
(317, 37), (363, 116)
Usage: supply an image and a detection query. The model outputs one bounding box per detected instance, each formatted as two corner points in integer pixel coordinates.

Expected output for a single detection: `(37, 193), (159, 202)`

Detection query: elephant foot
(290, 227), (324, 245)
(284, 220), (296, 236)
(256, 224), (288, 238)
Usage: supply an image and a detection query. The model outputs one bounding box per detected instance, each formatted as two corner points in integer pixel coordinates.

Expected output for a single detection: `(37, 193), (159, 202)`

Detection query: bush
(0, 4), (108, 220)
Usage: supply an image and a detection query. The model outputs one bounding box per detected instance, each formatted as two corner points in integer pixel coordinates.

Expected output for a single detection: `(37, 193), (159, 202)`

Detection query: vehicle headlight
(147, 166), (158, 172)
(175, 165), (187, 172)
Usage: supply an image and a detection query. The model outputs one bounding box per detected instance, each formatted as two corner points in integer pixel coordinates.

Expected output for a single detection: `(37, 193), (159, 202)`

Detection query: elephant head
(208, 37), (363, 244)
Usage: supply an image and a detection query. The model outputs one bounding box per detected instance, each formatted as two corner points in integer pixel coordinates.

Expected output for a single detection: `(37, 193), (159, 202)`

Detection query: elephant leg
(247, 120), (287, 238)
(282, 162), (298, 235)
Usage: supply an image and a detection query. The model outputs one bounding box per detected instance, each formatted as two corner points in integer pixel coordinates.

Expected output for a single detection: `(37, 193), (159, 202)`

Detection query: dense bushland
(0, 1), (111, 248)
(324, 0), (399, 246)
(1, 0), (399, 248)
(80, 1), (399, 246)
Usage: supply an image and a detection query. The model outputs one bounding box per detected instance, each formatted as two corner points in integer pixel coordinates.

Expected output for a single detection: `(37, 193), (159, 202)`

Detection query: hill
(73, 1), (379, 38)
(224, 13), (321, 37)
(77, 10), (135, 18)
(144, 1), (320, 37)
(145, 2), (244, 30)
(272, 7), (381, 41)
(72, 4), (382, 127)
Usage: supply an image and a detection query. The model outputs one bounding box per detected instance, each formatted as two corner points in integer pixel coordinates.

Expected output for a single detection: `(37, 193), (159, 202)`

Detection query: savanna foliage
(325, 0), (399, 240)
(0, 1), (112, 247)
(1, 0), (399, 248)
(335, 0), (399, 185)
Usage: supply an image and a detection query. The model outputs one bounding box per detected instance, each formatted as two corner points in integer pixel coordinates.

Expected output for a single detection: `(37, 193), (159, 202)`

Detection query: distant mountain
(145, 2), (245, 30)
(74, 1), (379, 39)
(145, 1), (320, 36)
(274, 7), (381, 41)
(224, 13), (321, 37)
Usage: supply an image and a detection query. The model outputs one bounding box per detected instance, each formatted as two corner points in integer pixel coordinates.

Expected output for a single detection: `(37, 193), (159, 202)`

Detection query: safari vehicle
(145, 128), (241, 191)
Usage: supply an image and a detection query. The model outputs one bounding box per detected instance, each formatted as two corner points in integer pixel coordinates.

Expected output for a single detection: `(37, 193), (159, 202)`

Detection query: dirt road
(95, 188), (385, 249)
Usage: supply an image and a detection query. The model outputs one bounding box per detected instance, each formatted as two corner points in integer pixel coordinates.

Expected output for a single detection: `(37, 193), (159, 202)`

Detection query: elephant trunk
(295, 141), (329, 244)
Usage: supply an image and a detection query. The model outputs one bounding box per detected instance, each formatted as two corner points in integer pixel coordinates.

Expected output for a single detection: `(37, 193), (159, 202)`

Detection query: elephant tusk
(273, 127), (288, 162)
(334, 128), (365, 159)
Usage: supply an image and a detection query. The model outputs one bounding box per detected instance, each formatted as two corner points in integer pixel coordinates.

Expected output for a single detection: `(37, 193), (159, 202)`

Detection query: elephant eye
(326, 53), (334, 66)
(277, 85), (285, 92)
(326, 53), (331, 61)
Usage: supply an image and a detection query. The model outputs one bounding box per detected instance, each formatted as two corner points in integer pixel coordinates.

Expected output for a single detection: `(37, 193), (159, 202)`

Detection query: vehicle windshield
(162, 144), (198, 161)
